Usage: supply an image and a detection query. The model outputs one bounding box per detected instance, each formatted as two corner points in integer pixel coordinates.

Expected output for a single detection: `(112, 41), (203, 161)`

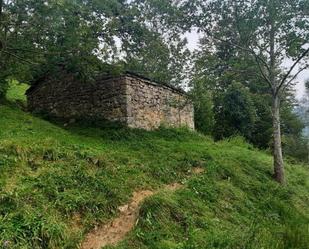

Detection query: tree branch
(253, 55), (274, 93)
(249, 44), (271, 72)
(277, 47), (309, 93)
(203, 28), (254, 53)
(0, 0), (3, 18)
(2, 50), (38, 65)
(202, 28), (272, 75)
(281, 65), (309, 93)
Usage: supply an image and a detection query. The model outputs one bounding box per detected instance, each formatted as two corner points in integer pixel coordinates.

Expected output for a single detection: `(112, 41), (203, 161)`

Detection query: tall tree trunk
(0, 0), (3, 46)
(272, 94), (284, 183)
(0, 0), (3, 55)
(0, 0), (3, 30)
(0, 0), (3, 17)
(268, 7), (284, 184)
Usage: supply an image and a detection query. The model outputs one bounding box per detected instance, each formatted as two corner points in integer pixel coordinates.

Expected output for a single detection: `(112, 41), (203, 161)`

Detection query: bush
(283, 135), (309, 163)
(193, 91), (214, 135)
(191, 79), (215, 136)
(213, 82), (256, 141)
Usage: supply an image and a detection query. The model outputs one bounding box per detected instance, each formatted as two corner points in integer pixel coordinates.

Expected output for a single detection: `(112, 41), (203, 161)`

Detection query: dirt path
(80, 168), (204, 249)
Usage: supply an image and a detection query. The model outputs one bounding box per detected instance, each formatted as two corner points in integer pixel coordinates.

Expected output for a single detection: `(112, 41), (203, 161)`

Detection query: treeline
(190, 3), (309, 163)
(192, 71), (309, 163)
(191, 1), (309, 171)
(0, 1), (308, 180)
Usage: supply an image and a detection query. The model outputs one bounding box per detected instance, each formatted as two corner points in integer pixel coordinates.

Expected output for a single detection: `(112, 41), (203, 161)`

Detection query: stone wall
(27, 73), (194, 130)
(125, 75), (194, 130)
(27, 75), (128, 123)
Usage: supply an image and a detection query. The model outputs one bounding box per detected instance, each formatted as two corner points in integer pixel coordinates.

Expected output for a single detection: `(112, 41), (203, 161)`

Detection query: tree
(0, 0), (124, 96)
(190, 0), (309, 183)
(293, 79), (309, 163)
(281, 102), (308, 163)
(0, 0), (190, 98)
(213, 82), (256, 140)
(123, 0), (191, 85)
(190, 78), (214, 135)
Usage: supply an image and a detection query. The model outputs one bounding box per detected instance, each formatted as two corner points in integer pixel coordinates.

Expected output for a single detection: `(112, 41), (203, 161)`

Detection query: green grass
(0, 87), (308, 248)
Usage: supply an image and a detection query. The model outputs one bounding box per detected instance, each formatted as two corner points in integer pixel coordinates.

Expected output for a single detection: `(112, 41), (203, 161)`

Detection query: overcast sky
(185, 31), (308, 100)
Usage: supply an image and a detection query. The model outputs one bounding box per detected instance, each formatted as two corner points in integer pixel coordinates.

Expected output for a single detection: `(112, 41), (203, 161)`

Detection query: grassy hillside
(0, 99), (308, 248)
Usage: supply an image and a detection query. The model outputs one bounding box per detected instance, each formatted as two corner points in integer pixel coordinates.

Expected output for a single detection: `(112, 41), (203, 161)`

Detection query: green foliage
(193, 92), (214, 136)
(5, 80), (29, 103)
(213, 82), (256, 141)
(0, 0), (189, 91)
(281, 105), (304, 138)
(280, 102), (308, 163)
(1, 0), (120, 89)
(190, 0), (309, 164)
(297, 79), (309, 138)
(124, 32), (172, 83)
(250, 95), (273, 148)
(282, 135), (309, 164)
(0, 104), (308, 248)
(191, 80), (214, 135)
(190, 17), (274, 147)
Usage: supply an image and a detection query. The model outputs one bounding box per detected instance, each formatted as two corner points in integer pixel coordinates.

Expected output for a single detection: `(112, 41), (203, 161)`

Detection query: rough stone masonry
(26, 72), (194, 130)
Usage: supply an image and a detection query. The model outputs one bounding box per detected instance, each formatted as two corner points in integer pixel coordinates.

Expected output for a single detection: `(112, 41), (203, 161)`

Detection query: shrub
(213, 82), (256, 141)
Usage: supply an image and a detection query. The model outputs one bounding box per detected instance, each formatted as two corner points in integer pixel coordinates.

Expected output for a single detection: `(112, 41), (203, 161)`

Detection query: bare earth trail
(80, 167), (204, 249)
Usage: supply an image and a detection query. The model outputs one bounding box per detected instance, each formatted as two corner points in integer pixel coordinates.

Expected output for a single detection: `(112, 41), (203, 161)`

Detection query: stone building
(26, 72), (194, 130)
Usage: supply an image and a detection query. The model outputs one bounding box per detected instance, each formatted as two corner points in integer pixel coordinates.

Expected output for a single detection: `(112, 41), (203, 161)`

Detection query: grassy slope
(0, 88), (308, 249)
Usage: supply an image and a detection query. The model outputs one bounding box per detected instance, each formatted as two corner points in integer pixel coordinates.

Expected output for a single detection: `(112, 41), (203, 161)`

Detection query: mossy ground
(0, 85), (308, 249)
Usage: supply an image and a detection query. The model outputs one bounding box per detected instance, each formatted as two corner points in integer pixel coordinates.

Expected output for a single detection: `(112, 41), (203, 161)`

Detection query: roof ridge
(123, 71), (187, 95)
(26, 71), (188, 96)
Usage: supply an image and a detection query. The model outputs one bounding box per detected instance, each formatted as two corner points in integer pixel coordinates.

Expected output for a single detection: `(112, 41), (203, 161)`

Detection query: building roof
(121, 71), (188, 95)
(26, 70), (188, 96)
